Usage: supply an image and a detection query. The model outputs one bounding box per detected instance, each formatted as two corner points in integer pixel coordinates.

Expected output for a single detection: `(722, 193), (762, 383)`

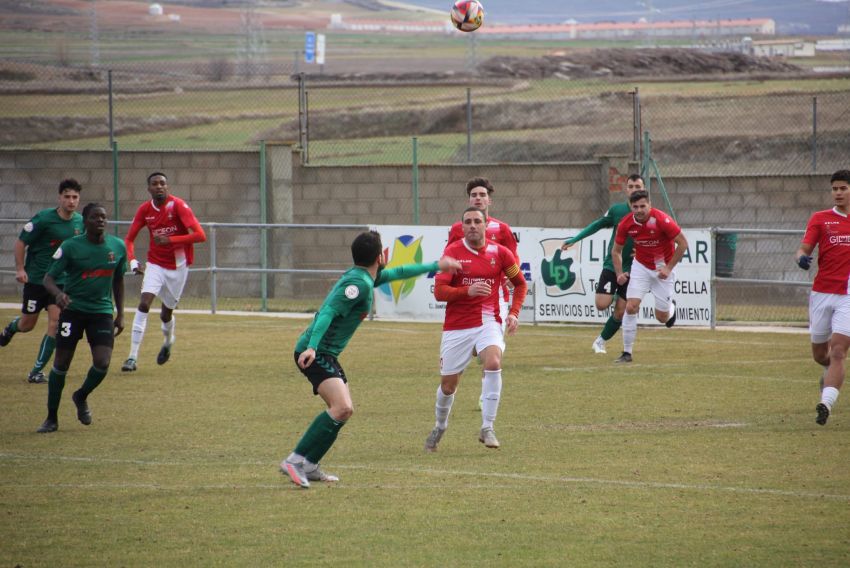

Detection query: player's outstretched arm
(562, 217), (610, 250)
(375, 261), (441, 286)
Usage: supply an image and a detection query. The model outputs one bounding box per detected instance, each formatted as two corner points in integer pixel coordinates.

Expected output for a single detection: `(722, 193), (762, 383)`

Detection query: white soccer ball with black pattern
(450, 0), (484, 32)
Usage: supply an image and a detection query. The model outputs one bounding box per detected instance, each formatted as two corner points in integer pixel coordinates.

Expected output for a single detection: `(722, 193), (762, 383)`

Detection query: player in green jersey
(36, 203), (127, 434)
(0, 179), (84, 384)
(280, 230), (460, 488)
(561, 174), (644, 355)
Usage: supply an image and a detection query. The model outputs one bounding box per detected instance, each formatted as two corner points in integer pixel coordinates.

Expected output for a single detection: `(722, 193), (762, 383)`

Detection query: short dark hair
(82, 202), (106, 220)
(58, 178), (81, 194)
(830, 170), (850, 185)
(462, 206), (487, 223)
(465, 177), (494, 196)
(351, 231), (382, 266)
(147, 172), (168, 185)
(629, 189), (650, 204)
(627, 174), (643, 183)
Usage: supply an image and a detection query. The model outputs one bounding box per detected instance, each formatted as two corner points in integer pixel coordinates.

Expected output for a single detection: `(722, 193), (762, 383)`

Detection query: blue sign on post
(304, 31), (316, 64)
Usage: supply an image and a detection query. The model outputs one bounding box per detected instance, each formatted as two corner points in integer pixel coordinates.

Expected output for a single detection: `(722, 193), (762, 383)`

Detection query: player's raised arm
(562, 216), (611, 250)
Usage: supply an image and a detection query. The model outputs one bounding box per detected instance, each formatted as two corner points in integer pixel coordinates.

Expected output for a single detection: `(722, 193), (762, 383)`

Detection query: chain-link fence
(713, 228), (810, 325)
(3, 58), (848, 176)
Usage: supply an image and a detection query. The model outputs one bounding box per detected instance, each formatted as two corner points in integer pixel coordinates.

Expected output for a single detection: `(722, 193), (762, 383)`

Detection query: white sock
(435, 385), (455, 430)
(622, 313), (637, 354)
(481, 369), (502, 429)
(286, 452), (305, 464)
(129, 310), (148, 359)
(821, 386), (839, 409)
(303, 459), (319, 472)
(162, 316), (175, 346)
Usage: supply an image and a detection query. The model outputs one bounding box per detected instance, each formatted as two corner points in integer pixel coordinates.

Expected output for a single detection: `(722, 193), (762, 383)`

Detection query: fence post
(412, 137), (419, 224)
(209, 223), (217, 314)
(259, 140), (268, 312)
(108, 69), (114, 149)
(297, 73), (307, 162)
(812, 96), (818, 173)
(466, 87), (472, 163)
(111, 140), (119, 234)
(304, 90), (310, 164)
(710, 227), (717, 330)
(632, 87), (641, 162)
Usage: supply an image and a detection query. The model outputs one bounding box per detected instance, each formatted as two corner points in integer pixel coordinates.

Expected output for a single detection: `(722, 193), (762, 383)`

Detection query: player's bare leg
(157, 304), (175, 365)
(817, 333), (848, 425)
(812, 341), (830, 392)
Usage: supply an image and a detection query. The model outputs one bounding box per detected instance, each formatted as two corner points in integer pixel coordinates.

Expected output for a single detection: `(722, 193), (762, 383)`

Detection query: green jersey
(47, 234), (127, 315)
(296, 262), (439, 357)
(18, 208), (84, 284)
(565, 202), (634, 272)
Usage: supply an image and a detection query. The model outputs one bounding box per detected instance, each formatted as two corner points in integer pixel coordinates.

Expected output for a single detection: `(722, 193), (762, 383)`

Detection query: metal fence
(1, 219), (812, 325)
(3, 59), (849, 177)
(712, 227), (810, 325)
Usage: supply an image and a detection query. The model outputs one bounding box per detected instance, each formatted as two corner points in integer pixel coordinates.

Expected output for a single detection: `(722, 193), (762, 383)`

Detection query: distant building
(329, 16), (775, 39)
(480, 18), (775, 40)
(751, 38), (816, 57)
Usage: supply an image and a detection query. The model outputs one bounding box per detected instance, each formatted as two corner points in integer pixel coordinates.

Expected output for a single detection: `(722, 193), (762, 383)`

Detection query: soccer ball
(450, 0), (484, 32)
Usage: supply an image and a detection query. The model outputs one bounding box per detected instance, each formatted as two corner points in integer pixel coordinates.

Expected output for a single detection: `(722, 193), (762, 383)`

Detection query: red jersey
(448, 216), (518, 301)
(437, 239), (522, 331)
(448, 216), (517, 258)
(802, 207), (850, 295)
(126, 196), (201, 269)
(615, 208), (681, 271)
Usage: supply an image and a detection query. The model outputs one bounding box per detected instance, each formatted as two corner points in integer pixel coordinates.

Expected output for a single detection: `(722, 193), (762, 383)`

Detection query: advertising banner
(371, 225), (712, 326)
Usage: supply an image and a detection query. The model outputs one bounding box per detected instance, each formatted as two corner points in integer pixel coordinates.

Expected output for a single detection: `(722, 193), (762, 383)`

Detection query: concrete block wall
(0, 150), (262, 298)
(660, 175), (830, 284)
(0, 148), (836, 303)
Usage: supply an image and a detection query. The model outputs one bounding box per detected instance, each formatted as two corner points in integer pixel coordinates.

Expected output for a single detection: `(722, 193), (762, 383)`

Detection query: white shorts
(141, 262), (189, 310)
(440, 320), (505, 376)
(626, 261), (675, 312)
(809, 291), (850, 343)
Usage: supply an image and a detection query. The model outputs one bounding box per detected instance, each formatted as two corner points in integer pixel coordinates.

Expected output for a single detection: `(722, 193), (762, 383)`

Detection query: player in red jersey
(424, 207), (527, 452)
(796, 169), (850, 426)
(447, 177), (519, 409)
(611, 190), (687, 363)
(121, 172), (206, 372)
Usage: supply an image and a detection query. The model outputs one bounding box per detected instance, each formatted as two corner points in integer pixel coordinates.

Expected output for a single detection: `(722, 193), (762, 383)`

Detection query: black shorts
(595, 268), (629, 301)
(21, 282), (60, 314)
(294, 351), (347, 395)
(56, 310), (115, 351)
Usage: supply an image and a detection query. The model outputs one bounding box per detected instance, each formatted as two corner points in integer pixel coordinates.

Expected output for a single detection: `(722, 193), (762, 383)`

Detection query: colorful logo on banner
(378, 235), (424, 304)
(539, 238), (585, 297)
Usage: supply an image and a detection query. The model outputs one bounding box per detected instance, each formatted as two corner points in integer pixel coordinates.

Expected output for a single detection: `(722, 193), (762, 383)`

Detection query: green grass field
(1, 308), (847, 566)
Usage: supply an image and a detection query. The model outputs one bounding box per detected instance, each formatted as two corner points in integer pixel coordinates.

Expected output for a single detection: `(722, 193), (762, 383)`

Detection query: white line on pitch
(1, 453), (847, 501)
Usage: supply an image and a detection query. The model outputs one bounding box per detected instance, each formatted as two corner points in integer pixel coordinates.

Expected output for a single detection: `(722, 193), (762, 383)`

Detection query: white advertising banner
(371, 225), (713, 326)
